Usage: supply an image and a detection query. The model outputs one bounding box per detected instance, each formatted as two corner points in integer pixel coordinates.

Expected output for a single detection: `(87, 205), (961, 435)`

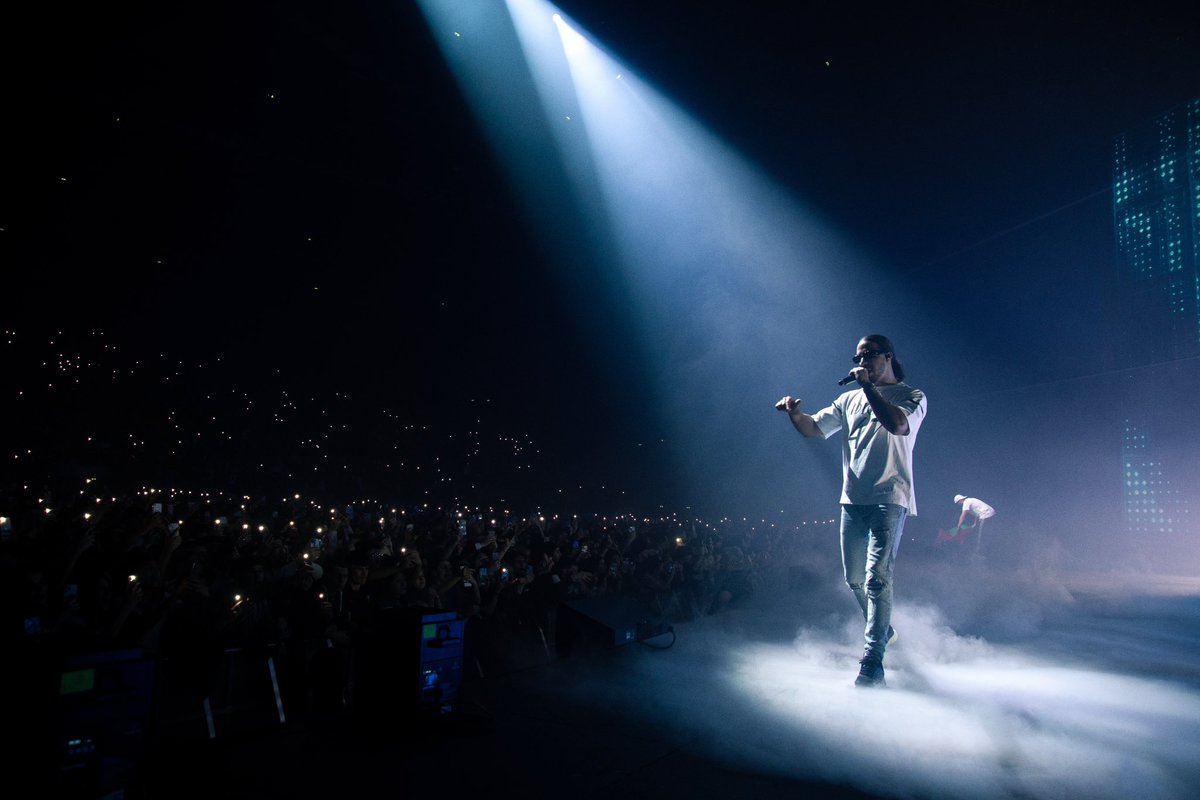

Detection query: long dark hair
(862, 334), (905, 381)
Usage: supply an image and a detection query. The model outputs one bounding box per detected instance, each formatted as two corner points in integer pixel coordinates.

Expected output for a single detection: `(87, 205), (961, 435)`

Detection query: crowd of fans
(2, 482), (791, 726)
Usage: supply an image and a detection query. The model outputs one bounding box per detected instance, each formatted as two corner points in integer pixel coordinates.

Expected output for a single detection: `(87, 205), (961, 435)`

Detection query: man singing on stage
(775, 334), (927, 688)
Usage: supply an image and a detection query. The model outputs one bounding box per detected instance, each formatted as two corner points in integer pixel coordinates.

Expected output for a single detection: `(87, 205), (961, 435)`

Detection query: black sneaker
(855, 655), (886, 688)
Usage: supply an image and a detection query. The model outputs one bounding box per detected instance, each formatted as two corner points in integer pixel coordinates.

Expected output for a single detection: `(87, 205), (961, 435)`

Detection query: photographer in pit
(706, 545), (756, 615)
(636, 547), (684, 619)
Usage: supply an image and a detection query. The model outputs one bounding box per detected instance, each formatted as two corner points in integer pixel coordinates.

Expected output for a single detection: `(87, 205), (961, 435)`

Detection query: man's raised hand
(775, 395), (802, 413)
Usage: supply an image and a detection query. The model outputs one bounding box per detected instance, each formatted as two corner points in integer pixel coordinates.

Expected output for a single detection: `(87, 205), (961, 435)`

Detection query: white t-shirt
(962, 497), (995, 519)
(811, 382), (927, 515)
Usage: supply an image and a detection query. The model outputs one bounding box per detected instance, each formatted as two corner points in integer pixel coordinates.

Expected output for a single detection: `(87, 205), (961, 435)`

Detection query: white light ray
(546, 10), (906, 512)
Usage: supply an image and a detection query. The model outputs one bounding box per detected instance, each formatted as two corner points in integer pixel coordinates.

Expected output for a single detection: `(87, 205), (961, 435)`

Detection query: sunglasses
(852, 350), (886, 364)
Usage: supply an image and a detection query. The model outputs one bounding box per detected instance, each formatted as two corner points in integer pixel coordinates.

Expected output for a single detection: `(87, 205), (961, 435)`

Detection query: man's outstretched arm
(775, 396), (823, 438)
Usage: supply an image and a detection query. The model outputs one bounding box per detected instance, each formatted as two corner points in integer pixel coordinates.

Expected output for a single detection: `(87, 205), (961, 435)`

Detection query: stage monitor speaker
(556, 597), (671, 657)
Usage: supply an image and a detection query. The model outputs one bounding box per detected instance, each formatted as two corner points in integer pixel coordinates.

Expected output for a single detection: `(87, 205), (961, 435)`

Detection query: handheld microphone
(837, 374), (858, 386)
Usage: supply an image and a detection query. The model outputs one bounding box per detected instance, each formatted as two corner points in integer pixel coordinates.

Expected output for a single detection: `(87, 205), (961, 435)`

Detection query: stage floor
(142, 561), (1200, 800)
